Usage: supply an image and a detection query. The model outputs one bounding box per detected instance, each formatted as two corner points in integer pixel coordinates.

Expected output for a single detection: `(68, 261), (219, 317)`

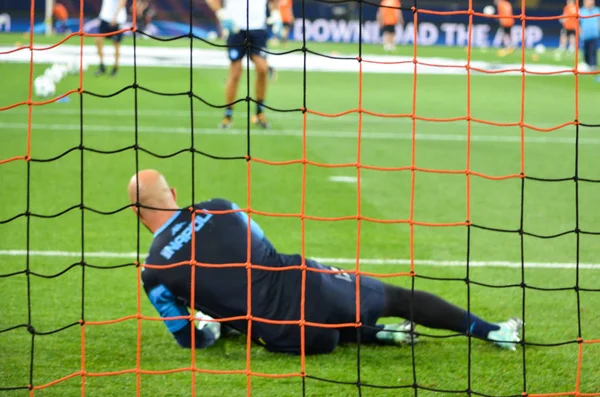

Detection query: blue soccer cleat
(487, 317), (523, 351)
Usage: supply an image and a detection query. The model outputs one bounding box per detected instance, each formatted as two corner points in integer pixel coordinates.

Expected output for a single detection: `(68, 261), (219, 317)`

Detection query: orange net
(1, 0), (600, 395)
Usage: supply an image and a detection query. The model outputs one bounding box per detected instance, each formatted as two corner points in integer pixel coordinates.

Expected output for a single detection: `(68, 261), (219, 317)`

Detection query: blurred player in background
(555, 0), (578, 59)
(279, 0), (294, 45)
(265, 2), (281, 81)
(95, 0), (127, 77)
(494, 0), (515, 56)
(128, 169), (524, 355)
(52, 1), (70, 34)
(207, 0), (277, 129)
(131, 0), (155, 36)
(580, 0), (600, 81)
(377, 0), (402, 52)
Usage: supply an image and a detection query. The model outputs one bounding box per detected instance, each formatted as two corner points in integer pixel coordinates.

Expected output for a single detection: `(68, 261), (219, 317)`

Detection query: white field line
(329, 176), (359, 183)
(1, 249), (599, 270)
(1, 122), (597, 145)
(0, 108), (573, 131)
(0, 44), (579, 76)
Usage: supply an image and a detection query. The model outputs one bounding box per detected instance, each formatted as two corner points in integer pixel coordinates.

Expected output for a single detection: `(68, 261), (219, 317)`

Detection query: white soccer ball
(534, 43), (546, 54)
(34, 76), (56, 98)
(66, 59), (79, 75)
(44, 66), (62, 84)
(483, 5), (495, 15)
(53, 63), (69, 79)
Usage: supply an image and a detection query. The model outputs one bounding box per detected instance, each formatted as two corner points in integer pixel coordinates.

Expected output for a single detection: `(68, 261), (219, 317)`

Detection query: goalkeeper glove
(195, 311), (221, 340)
(216, 8), (238, 39)
(266, 9), (283, 37)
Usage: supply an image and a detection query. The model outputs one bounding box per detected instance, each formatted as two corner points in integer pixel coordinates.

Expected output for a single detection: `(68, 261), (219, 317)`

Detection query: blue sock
(256, 101), (264, 115)
(466, 313), (500, 339)
(224, 107), (233, 119)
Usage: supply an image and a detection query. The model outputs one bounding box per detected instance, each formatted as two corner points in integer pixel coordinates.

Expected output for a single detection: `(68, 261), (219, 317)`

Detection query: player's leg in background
(389, 29), (396, 51)
(220, 31), (246, 129)
(382, 27), (394, 51)
(556, 29), (568, 59)
(376, 284), (522, 350)
(281, 23), (291, 45)
(589, 38), (600, 82)
(384, 30), (394, 51)
(568, 32), (577, 54)
(583, 38), (595, 75)
(95, 21), (107, 76)
(112, 33), (123, 77)
(251, 53), (270, 128)
(497, 27), (507, 56)
(249, 30), (271, 129)
(95, 36), (105, 76)
(503, 27), (514, 52)
(221, 60), (243, 128)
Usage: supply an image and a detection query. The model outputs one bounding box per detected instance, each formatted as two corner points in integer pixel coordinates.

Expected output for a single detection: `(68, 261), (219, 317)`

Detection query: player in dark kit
(128, 170), (523, 354)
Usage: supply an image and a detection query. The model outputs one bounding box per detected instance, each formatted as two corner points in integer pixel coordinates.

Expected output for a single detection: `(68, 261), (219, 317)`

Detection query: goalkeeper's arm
(146, 284), (220, 349)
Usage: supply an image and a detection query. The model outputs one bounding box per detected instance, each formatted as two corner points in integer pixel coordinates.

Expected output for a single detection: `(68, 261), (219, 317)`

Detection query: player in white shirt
(95, 0), (127, 77)
(206, 0), (280, 129)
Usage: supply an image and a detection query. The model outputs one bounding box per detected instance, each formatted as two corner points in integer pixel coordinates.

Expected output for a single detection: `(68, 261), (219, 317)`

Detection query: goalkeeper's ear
(130, 205), (145, 223)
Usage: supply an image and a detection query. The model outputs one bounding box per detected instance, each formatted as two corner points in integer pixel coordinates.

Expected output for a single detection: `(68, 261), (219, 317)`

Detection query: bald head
(128, 169), (178, 212)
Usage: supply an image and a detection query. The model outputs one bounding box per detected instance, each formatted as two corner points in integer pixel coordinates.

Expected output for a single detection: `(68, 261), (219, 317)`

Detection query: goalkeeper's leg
(381, 284), (499, 337)
(377, 284), (522, 350)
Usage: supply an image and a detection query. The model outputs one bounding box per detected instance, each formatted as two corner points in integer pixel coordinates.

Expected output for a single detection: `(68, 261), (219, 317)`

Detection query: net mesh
(1, 0), (600, 395)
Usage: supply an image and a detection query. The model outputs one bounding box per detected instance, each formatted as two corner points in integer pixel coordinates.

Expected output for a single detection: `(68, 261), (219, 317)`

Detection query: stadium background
(0, 0), (579, 47)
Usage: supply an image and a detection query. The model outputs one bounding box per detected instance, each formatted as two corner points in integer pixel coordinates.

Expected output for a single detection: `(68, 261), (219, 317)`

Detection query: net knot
(26, 324), (36, 335)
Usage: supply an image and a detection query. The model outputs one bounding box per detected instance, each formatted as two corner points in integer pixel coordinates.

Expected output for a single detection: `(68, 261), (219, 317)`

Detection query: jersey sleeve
(146, 284), (216, 348)
(147, 284), (190, 334)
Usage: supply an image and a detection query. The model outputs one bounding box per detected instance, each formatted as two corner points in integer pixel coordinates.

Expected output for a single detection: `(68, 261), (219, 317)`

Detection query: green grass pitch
(1, 33), (600, 396)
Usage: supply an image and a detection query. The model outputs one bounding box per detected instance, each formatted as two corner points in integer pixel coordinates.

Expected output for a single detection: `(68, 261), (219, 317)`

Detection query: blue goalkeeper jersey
(141, 198), (341, 349)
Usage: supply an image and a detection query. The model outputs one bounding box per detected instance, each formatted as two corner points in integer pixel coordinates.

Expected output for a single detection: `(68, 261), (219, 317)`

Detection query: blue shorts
(262, 257), (386, 355)
(226, 29), (268, 62)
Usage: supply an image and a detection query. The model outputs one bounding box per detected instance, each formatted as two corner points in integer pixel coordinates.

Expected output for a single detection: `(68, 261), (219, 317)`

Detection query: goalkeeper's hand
(216, 8), (238, 39)
(195, 311), (221, 341)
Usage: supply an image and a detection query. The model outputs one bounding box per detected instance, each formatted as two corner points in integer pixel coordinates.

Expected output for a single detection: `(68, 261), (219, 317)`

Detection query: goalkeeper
(128, 170), (523, 354)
